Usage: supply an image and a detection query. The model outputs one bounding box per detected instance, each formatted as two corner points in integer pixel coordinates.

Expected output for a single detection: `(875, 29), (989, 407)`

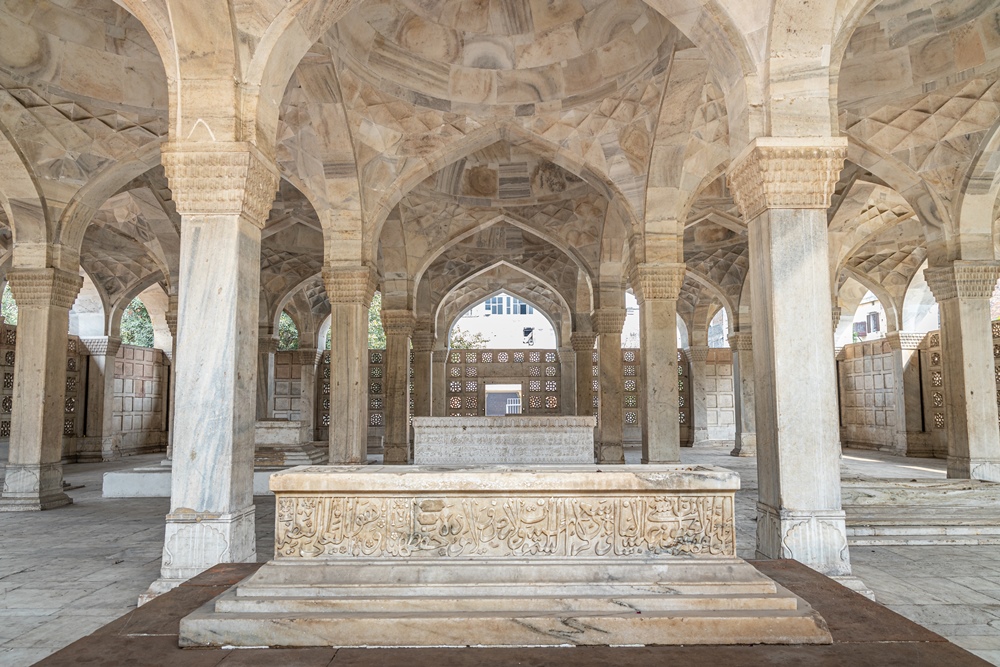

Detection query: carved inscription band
(276, 494), (735, 559)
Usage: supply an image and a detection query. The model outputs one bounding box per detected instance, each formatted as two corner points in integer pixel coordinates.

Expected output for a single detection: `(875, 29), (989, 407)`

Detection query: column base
(596, 442), (624, 464)
(831, 575), (876, 601)
(0, 463), (72, 511)
(383, 442), (409, 465)
(948, 457), (1000, 482)
(731, 434), (757, 457)
(756, 503), (852, 577)
(157, 505), (256, 583)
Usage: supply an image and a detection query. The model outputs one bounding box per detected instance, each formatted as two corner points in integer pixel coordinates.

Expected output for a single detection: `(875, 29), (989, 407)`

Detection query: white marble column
(149, 143), (278, 595)
(558, 346), (576, 415)
(81, 336), (122, 461)
(688, 345), (710, 445)
(0, 268), (83, 511)
(323, 266), (375, 464)
(382, 309), (414, 465)
(256, 334), (278, 420)
(729, 332), (757, 457)
(411, 325), (435, 423)
(296, 348), (319, 440)
(633, 263), (685, 463)
(570, 331), (597, 419)
(163, 296), (177, 462)
(883, 332), (924, 456)
(431, 347), (448, 417)
(593, 308), (626, 464)
(728, 137), (852, 577)
(925, 262), (1000, 480)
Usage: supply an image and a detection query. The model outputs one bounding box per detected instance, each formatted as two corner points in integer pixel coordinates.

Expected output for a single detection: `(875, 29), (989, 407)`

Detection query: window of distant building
(484, 296), (533, 316)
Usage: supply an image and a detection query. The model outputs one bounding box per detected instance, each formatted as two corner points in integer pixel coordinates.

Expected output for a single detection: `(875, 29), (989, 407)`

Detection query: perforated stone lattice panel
(444, 349), (561, 416)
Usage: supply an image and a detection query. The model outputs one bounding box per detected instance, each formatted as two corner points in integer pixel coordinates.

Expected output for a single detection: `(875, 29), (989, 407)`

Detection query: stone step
(217, 592), (800, 614)
(849, 533), (1000, 546)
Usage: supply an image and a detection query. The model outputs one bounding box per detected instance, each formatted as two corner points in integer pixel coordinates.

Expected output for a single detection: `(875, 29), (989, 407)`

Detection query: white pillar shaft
(328, 302), (368, 464)
(383, 332), (411, 465)
(558, 348), (576, 415)
(731, 338), (757, 457)
(640, 299), (680, 463)
(298, 350), (318, 440)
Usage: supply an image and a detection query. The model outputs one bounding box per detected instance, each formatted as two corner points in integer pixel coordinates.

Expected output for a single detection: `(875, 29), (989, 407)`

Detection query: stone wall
(703, 348), (735, 441)
(837, 340), (899, 451)
(272, 351), (303, 421)
(112, 345), (168, 456)
(0, 322), (87, 462)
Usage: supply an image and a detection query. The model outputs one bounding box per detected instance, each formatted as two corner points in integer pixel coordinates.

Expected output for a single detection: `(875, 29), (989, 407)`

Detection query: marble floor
(0, 445), (997, 666)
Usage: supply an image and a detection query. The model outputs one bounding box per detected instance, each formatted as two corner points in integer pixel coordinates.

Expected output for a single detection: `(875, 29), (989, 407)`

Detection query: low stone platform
(179, 464), (832, 648)
(412, 416), (595, 465)
(843, 478), (1000, 545)
(33, 560), (989, 666)
(255, 420), (328, 468)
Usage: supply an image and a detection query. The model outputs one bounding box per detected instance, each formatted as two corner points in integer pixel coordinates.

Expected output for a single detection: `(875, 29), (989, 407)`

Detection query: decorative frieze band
(924, 262), (1000, 301)
(727, 138), (848, 221)
(631, 263), (686, 303)
(591, 308), (627, 335)
(323, 266), (378, 306)
(161, 142), (279, 226)
(728, 332), (752, 351)
(80, 336), (121, 357)
(570, 331), (598, 352)
(294, 348), (321, 366)
(411, 326), (436, 353)
(687, 345), (710, 362)
(7, 268), (83, 309)
(381, 309), (416, 337)
(884, 332), (924, 351)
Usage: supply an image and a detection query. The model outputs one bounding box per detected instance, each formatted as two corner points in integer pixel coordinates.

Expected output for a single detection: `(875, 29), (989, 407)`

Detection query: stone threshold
(31, 560), (990, 667)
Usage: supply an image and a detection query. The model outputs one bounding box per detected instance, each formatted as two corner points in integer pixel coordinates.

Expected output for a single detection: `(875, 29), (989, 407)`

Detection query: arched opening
(451, 291), (555, 349)
(622, 292), (639, 348)
(120, 298), (153, 348)
(1, 283), (15, 324)
(708, 307), (729, 348)
(901, 261), (940, 334)
(850, 291), (888, 343)
(278, 311), (299, 351)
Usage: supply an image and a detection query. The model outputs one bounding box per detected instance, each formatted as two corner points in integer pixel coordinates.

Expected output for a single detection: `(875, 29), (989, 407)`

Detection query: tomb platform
(412, 416), (595, 465)
(254, 420), (328, 468)
(180, 464), (832, 648)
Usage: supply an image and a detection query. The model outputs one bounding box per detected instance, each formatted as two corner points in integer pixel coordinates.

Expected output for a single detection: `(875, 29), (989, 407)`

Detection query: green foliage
(368, 292), (386, 349)
(278, 311), (299, 350)
(120, 298), (154, 348)
(449, 325), (489, 349)
(1, 284), (16, 325)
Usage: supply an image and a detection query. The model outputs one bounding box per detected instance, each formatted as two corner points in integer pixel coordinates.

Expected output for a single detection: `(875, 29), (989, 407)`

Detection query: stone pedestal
(254, 420), (327, 467)
(633, 263), (685, 464)
(594, 308), (626, 464)
(180, 465), (832, 648)
(146, 143), (278, 598)
(324, 266), (376, 465)
(729, 332), (757, 457)
(0, 268), (83, 511)
(412, 416), (595, 465)
(925, 262), (1000, 481)
(728, 137), (852, 577)
(381, 310), (414, 465)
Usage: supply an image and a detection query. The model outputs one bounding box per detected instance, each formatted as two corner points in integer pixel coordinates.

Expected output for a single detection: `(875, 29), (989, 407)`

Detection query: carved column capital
(570, 331), (598, 352)
(884, 331), (924, 351)
(831, 306), (843, 333)
(411, 323), (436, 353)
(323, 266), (378, 306)
(381, 309), (416, 337)
(630, 263), (686, 303)
(80, 336), (121, 357)
(294, 347), (321, 366)
(165, 294), (179, 338)
(924, 261), (1000, 301)
(258, 336), (279, 355)
(591, 308), (627, 335)
(687, 345), (710, 362)
(7, 268), (83, 309)
(728, 332), (753, 351)
(727, 137), (848, 221)
(161, 142), (279, 227)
